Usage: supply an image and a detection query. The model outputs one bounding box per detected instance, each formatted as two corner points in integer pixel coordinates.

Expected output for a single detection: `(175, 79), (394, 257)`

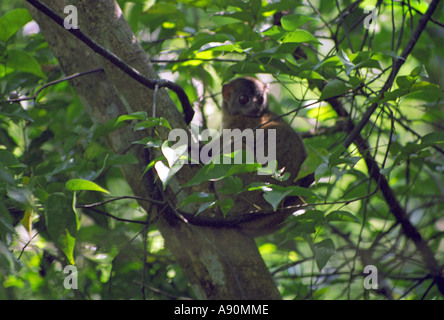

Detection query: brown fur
(216, 77), (307, 236)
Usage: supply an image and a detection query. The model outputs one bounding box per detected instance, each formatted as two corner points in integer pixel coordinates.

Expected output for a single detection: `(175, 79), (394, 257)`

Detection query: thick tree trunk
(26, 0), (282, 299)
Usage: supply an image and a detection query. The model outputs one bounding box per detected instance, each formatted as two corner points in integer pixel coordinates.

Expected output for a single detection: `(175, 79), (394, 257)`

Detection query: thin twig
(343, 0), (441, 149)
(82, 207), (147, 225)
(25, 0), (194, 124)
(2, 68), (103, 104)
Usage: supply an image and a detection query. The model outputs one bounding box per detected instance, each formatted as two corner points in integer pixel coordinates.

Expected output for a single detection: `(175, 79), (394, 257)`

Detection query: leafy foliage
(1, 0), (444, 300)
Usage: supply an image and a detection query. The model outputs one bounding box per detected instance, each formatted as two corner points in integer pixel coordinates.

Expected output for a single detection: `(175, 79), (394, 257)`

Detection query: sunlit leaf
(282, 29), (319, 44)
(0, 9), (32, 42)
(162, 140), (188, 168)
(396, 75), (417, 89)
(116, 111), (147, 122)
(182, 34), (235, 58)
(281, 14), (316, 31)
(154, 160), (184, 190)
(65, 179), (110, 194)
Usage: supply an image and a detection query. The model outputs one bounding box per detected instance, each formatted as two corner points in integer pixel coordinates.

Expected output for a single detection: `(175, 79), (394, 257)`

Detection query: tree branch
(336, 0), (444, 295)
(25, 0), (194, 124)
(343, 0), (441, 149)
(330, 103), (444, 297)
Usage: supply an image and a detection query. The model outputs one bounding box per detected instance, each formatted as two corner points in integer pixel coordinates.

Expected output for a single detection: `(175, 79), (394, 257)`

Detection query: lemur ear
(222, 83), (233, 102)
(263, 83), (269, 94)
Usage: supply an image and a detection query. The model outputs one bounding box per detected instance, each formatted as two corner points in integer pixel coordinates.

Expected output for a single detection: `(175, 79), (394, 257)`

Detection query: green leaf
(326, 210), (360, 223)
(227, 163), (261, 176)
(133, 136), (163, 148)
(313, 239), (336, 270)
(7, 186), (32, 206)
(106, 153), (138, 166)
(406, 81), (442, 102)
(199, 42), (244, 54)
(336, 50), (355, 76)
(261, 26), (286, 40)
(182, 163), (222, 187)
(263, 188), (293, 211)
(0, 167), (14, 185)
(384, 88), (407, 101)
(421, 132), (444, 145)
(44, 193), (78, 264)
(0, 150), (21, 166)
(396, 75), (417, 89)
(315, 56), (342, 69)
(224, 62), (271, 81)
(218, 176), (243, 194)
(59, 229), (76, 265)
(154, 160), (184, 190)
(0, 202), (14, 242)
(281, 14), (316, 31)
(218, 198), (234, 217)
(282, 29), (320, 44)
(0, 103), (33, 121)
(65, 179), (110, 194)
(196, 201), (217, 216)
(320, 79), (348, 100)
(116, 111), (147, 122)
(93, 112), (149, 138)
(182, 34), (235, 58)
(162, 140), (188, 168)
(0, 9), (32, 42)
(392, 139), (437, 168)
(210, 15), (244, 26)
(179, 192), (215, 208)
(314, 162), (331, 181)
(5, 49), (46, 78)
(296, 147), (328, 180)
(263, 185), (318, 210)
(218, 12), (254, 22)
(294, 209), (325, 222)
(183, 159), (260, 188)
(179, 0), (213, 8)
(134, 117), (171, 130)
(145, 2), (177, 15)
(142, 155), (165, 176)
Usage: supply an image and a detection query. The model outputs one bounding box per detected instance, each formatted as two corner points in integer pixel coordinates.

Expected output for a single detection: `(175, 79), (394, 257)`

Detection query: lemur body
(217, 77), (307, 236)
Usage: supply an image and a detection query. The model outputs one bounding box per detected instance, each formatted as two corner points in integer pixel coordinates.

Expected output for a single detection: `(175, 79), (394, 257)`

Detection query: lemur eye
(238, 94), (250, 105)
(257, 96), (264, 105)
